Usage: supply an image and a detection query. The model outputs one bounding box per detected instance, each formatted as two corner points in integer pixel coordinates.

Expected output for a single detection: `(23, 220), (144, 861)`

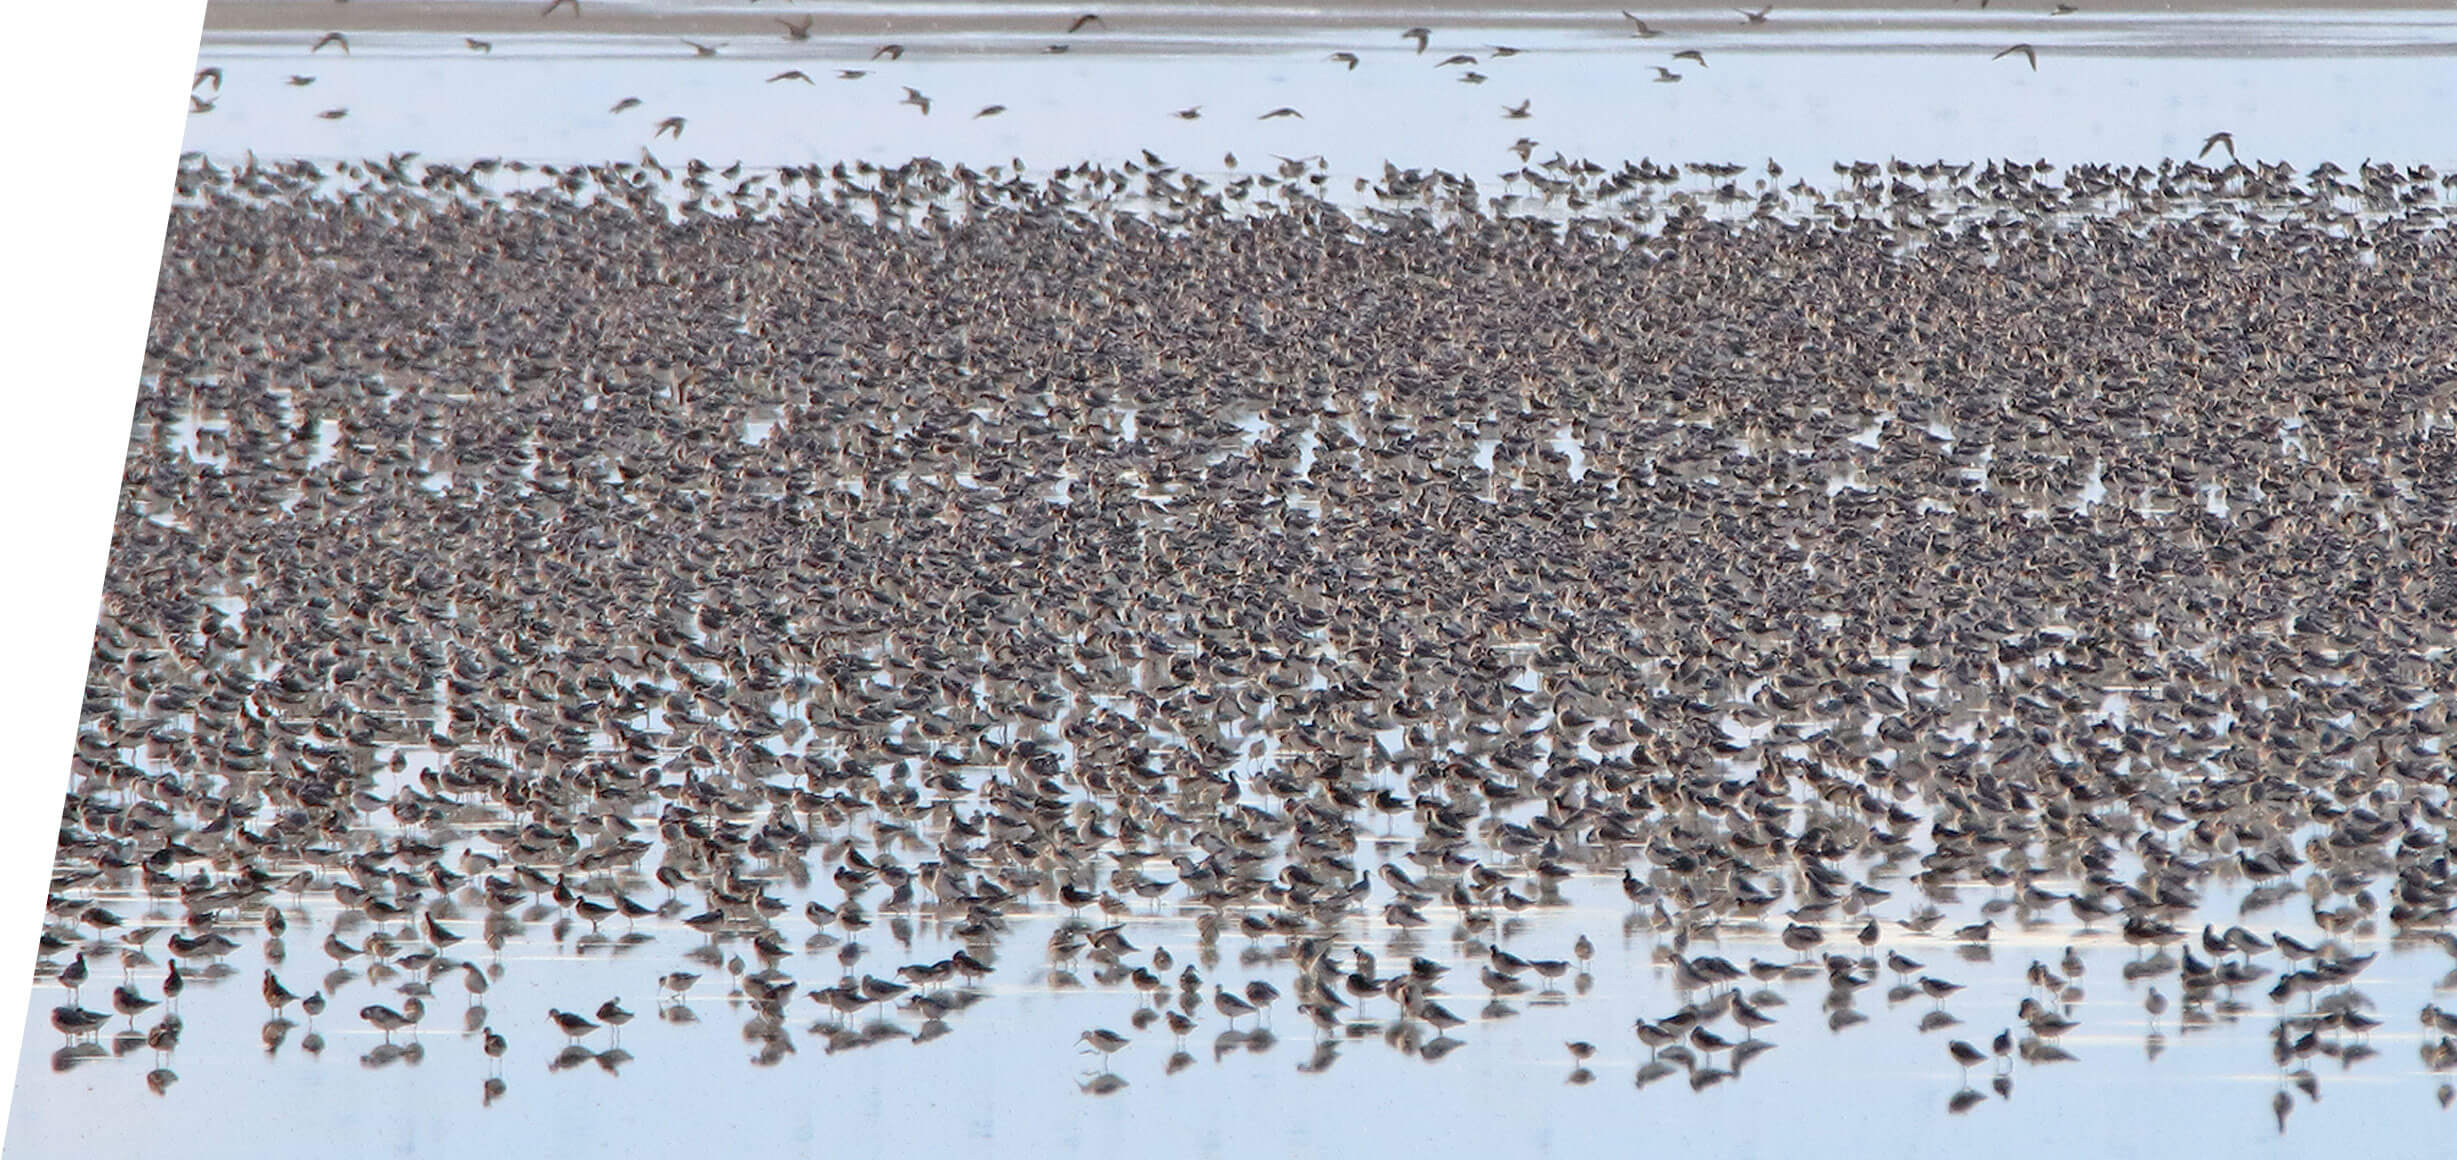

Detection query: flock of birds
(186, 6), (2092, 139)
(35, 7), (2457, 1137)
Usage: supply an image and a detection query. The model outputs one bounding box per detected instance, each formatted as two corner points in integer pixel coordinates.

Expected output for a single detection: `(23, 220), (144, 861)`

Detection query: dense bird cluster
(35, 152), (2457, 1122)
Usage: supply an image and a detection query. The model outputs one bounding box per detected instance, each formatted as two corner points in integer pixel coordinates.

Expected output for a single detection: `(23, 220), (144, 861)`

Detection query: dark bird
(778, 17), (812, 41)
(610, 96), (642, 113)
(975, 104), (1006, 118)
(465, 38), (492, 52)
(1174, 106), (1202, 119)
(1736, 6), (1771, 22)
(542, 0), (579, 14)
(874, 44), (905, 60)
(1259, 107), (1303, 119)
(1652, 66), (1681, 82)
(902, 87), (932, 114)
(1402, 27), (1431, 53)
(1503, 100), (1530, 119)
(1673, 50), (1707, 67)
(1994, 43), (2037, 69)
(312, 32), (349, 53)
(319, 107), (351, 120)
(653, 115), (685, 138)
(2200, 131), (2236, 160)
(1330, 52), (1359, 69)
(1068, 14), (1104, 34)
(769, 70), (814, 84)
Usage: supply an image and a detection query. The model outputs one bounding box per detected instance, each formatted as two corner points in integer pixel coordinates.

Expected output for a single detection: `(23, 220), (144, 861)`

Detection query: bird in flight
(1402, 27), (1431, 53)
(1490, 45), (1523, 56)
(2051, 3), (2078, 11)
(654, 116), (686, 138)
(778, 17), (812, 41)
(2199, 131), (2236, 160)
(542, 0), (579, 14)
(837, 69), (868, 79)
(466, 38), (493, 52)
(769, 70), (815, 84)
(902, 87), (932, 114)
(288, 75), (316, 86)
(1622, 12), (1664, 37)
(1736, 7), (1772, 23)
(190, 95), (216, 113)
(1330, 52), (1359, 69)
(1437, 54), (1477, 67)
(1458, 71), (1487, 83)
(318, 107), (349, 120)
(1503, 100), (1530, 119)
(1993, 43), (2037, 69)
(1068, 13), (1104, 33)
(1174, 106), (1202, 119)
(1653, 66), (1682, 82)
(1673, 49), (1706, 67)
(1258, 106), (1303, 119)
(1510, 137), (1537, 161)
(874, 44), (905, 60)
(682, 40), (721, 57)
(312, 31), (349, 53)
(975, 104), (1006, 118)
(610, 96), (642, 113)
(193, 67), (222, 91)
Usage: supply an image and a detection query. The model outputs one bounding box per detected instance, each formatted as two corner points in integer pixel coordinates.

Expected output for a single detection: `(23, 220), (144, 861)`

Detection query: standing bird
(359, 997), (424, 1043)
(548, 1008), (600, 1040)
(1214, 985), (1258, 1028)
(1079, 1028), (1129, 1058)
(263, 970), (298, 1013)
(483, 1027), (508, 1071)
(59, 952), (87, 1000)
(596, 999), (634, 1040)
(1948, 1039), (1988, 1075)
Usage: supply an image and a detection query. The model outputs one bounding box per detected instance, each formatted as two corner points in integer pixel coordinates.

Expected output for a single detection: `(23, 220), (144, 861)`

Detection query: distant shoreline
(201, 0), (2457, 39)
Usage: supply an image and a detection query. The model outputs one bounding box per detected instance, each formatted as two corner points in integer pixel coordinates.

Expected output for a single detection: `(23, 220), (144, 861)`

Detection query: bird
(1736, 7), (1771, 23)
(1994, 43), (2038, 70)
(902, 87), (932, 114)
(1402, 28), (1431, 53)
(1258, 107), (1303, 119)
(1214, 985), (1258, 1027)
(359, 998), (423, 1042)
(874, 44), (905, 60)
(1173, 106), (1201, 119)
(778, 17), (812, 40)
(193, 66), (222, 91)
(548, 1009), (600, 1040)
(1503, 100), (1530, 119)
(1673, 50), (1707, 67)
(1330, 52), (1359, 69)
(2200, 132), (2236, 160)
(112, 984), (159, 1024)
(1068, 14), (1104, 34)
(596, 999), (634, 1036)
(319, 106), (349, 120)
(59, 953), (87, 998)
(1622, 12), (1664, 37)
(1079, 1028), (1129, 1056)
(610, 97), (642, 113)
(769, 70), (815, 84)
(1438, 54), (1477, 68)
(2052, 3), (2077, 11)
(1652, 67), (1681, 83)
(1510, 137), (1537, 161)
(288, 75), (316, 86)
(262, 971), (298, 1012)
(837, 70), (868, 80)
(190, 95), (215, 113)
(652, 115), (685, 138)
(1949, 1039), (1988, 1073)
(975, 105), (1007, 118)
(466, 38), (492, 52)
(312, 32), (349, 54)
(542, 0), (579, 14)
(682, 40), (720, 58)
(483, 1027), (507, 1068)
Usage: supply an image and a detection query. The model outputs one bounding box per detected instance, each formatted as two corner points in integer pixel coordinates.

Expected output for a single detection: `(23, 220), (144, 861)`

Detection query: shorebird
(1510, 137), (1537, 160)
(483, 1027), (507, 1070)
(359, 997), (424, 1043)
(542, 0), (579, 14)
(653, 116), (686, 138)
(318, 108), (348, 120)
(193, 66), (221, 90)
(901, 87), (932, 114)
(1948, 1039), (1988, 1076)
(1330, 52), (1360, 68)
(466, 37), (492, 52)
(1503, 100), (1530, 119)
(262, 970), (298, 1013)
(1258, 107), (1302, 119)
(1079, 1028), (1129, 1057)
(610, 96), (642, 113)
(1736, 7), (1771, 23)
(837, 69), (867, 79)
(769, 70), (815, 84)
(1174, 106), (1201, 119)
(682, 40), (721, 58)
(778, 17), (812, 40)
(548, 1008), (600, 1040)
(1214, 985), (1258, 1027)
(596, 999), (634, 1038)
(59, 953), (87, 999)
(312, 31), (349, 53)
(1994, 43), (2038, 69)
(1652, 67), (1681, 83)
(1403, 27), (1431, 53)
(1673, 50), (1707, 67)
(874, 44), (905, 59)
(1068, 13), (1104, 33)
(975, 105), (1007, 118)
(1622, 12), (1664, 37)
(1438, 54), (1477, 67)
(2200, 131), (2236, 160)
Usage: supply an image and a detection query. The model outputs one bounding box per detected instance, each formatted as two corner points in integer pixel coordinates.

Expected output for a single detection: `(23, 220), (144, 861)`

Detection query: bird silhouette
(1994, 43), (2038, 69)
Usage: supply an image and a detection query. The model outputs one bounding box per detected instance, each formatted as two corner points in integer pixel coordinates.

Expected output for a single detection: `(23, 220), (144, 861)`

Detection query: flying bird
(288, 75), (316, 86)
(769, 70), (815, 84)
(1258, 106), (1303, 119)
(312, 31), (349, 53)
(542, 0), (580, 14)
(1438, 54), (1478, 67)
(1510, 137), (1537, 161)
(1653, 66), (1682, 82)
(1458, 71), (1487, 83)
(189, 95), (216, 113)
(837, 69), (868, 79)
(465, 38), (492, 52)
(902, 87), (932, 114)
(1994, 43), (2037, 69)
(1330, 52), (1360, 69)
(610, 96), (642, 113)
(1402, 27), (1431, 53)
(1622, 12), (1664, 37)
(1174, 106), (1202, 119)
(682, 40), (721, 57)
(1736, 7), (1771, 22)
(653, 115), (686, 138)
(193, 67), (222, 91)
(975, 104), (1006, 118)
(318, 107), (348, 119)
(1068, 13), (1104, 33)
(874, 44), (905, 60)
(1503, 100), (1530, 119)
(2200, 131), (2236, 160)
(1673, 49), (1706, 66)
(778, 17), (812, 40)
